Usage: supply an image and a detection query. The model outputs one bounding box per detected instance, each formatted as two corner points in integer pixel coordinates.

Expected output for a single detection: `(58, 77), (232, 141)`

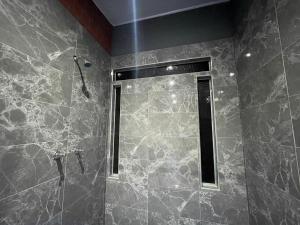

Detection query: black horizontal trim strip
(114, 58), (210, 80)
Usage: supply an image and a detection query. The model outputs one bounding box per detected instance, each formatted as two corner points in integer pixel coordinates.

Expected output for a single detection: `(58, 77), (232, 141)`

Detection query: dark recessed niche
(197, 77), (217, 185)
(114, 58), (210, 80)
(112, 85), (121, 174)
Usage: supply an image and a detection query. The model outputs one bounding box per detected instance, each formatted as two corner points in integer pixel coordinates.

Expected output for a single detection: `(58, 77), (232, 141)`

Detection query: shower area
(0, 0), (300, 225)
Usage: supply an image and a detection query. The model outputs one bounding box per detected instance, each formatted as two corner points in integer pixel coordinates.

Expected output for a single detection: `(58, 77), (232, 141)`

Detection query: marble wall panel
(108, 38), (248, 225)
(0, 0), (111, 224)
(0, 178), (63, 225)
(234, 0), (300, 223)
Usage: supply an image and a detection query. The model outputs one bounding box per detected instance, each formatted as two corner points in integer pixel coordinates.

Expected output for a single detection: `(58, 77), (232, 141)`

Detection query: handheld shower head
(73, 55), (91, 99)
(84, 59), (92, 67)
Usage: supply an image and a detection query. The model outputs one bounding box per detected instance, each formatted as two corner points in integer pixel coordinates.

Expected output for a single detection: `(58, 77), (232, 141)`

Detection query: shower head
(73, 55), (92, 67)
(84, 59), (92, 67)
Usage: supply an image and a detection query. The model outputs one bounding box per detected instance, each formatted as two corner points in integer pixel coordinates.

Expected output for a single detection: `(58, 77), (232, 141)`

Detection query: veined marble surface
(235, 0), (300, 224)
(0, 0), (110, 224)
(107, 38), (249, 225)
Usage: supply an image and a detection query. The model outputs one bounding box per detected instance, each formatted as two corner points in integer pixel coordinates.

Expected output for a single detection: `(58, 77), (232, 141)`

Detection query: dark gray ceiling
(93, 0), (230, 26)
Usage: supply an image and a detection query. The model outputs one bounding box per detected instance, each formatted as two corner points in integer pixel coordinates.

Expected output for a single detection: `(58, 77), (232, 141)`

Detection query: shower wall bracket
(53, 154), (65, 186)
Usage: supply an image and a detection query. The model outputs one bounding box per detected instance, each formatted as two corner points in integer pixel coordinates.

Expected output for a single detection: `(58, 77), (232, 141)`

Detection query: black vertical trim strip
(113, 86), (121, 174)
(197, 78), (216, 184)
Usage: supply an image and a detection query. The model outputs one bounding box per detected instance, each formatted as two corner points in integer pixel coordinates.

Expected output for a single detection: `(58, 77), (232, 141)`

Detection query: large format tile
(105, 180), (148, 210)
(148, 158), (199, 190)
(149, 89), (196, 113)
(235, 0), (281, 77)
(199, 191), (249, 225)
(120, 92), (148, 115)
(105, 204), (147, 225)
(118, 159), (148, 186)
(0, 142), (65, 200)
(244, 138), (300, 199)
(0, 0), (77, 69)
(69, 107), (99, 140)
(62, 174), (105, 225)
(283, 39), (300, 97)
(149, 113), (198, 138)
(119, 136), (151, 160)
(0, 178), (62, 225)
(147, 135), (198, 162)
(241, 100), (294, 146)
(276, 0), (300, 49)
(217, 138), (247, 196)
(247, 170), (300, 225)
(214, 86), (241, 138)
(238, 55), (287, 109)
(0, 43), (72, 106)
(148, 188), (200, 221)
(290, 94), (300, 147)
(0, 97), (70, 146)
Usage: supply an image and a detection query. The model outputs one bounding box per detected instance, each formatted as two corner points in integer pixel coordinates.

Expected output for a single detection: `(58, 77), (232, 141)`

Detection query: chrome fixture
(73, 55), (91, 99)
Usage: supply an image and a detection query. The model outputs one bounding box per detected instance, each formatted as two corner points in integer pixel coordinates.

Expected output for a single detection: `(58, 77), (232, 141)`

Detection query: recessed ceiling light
(169, 80), (175, 86)
(166, 65), (174, 71)
(245, 53), (252, 58)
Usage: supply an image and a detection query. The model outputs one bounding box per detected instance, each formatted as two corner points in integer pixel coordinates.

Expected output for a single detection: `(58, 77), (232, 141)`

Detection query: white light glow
(166, 65), (174, 71)
(229, 72), (235, 77)
(171, 94), (176, 98)
(169, 80), (175, 86)
(245, 53), (252, 58)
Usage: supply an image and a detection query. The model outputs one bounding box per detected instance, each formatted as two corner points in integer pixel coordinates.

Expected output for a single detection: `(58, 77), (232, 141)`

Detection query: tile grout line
(0, 176), (60, 203)
(60, 39), (77, 225)
(233, 28), (252, 225)
(273, 0), (300, 195)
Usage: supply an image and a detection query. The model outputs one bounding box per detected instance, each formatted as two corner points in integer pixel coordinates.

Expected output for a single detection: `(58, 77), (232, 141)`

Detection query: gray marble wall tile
(283, 39), (300, 97)
(0, 142), (65, 200)
(148, 159), (199, 190)
(0, 43), (72, 106)
(0, 0), (110, 224)
(199, 191), (249, 225)
(235, 0), (281, 77)
(214, 86), (241, 138)
(0, 0), (78, 69)
(121, 92), (149, 115)
(149, 89), (196, 113)
(241, 100), (294, 146)
(238, 55), (288, 109)
(0, 97), (70, 146)
(246, 169), (300, 225)
(149, 113), (198, 138)
(111, 37), (247, 225)
(147, 135), (198, 162)
(119, 136), (151, 160)
(276, 0), (300, 50)
(0, 178), (63, 225)
(148, 188), (200, 221)
(67, 137), (106, 176)
(290, 94), (300, 147)
(106, 180), (148, 210)
(244, 138), (300, 199)
(119, 159), (148, 186)
(120, 114), (150, 137)
(43, 213), (62, 225)
(69, 107), (99, 140)
(105, 204), (147, 225)
(62, 174), (106, 225)
(217, 138), (247, 196)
